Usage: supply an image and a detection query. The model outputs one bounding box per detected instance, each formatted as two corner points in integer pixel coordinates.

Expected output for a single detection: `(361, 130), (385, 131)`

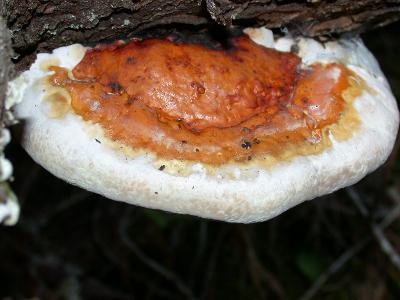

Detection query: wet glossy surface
(49, 37), (352, 164)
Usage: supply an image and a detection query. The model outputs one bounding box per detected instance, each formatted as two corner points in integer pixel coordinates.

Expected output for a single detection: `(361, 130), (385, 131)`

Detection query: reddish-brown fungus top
(49, 36), (353, 164)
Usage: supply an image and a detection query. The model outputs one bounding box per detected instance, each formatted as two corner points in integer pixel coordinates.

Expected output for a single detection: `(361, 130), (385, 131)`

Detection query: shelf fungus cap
(8, 28), (399, 223)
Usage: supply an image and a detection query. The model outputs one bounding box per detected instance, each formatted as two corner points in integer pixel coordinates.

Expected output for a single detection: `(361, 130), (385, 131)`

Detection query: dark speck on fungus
(107, 81), (123, 94)
(241, 141), (252, 149)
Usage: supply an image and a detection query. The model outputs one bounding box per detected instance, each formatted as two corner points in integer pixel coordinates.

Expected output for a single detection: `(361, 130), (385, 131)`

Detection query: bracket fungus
(8, 27), (399, 223)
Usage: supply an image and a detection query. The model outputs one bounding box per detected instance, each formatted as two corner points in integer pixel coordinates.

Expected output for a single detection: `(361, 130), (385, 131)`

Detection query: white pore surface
(9, 28), (399, 223)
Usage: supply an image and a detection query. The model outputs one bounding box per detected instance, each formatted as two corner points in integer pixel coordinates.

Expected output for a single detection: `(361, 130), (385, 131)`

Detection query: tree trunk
(4, 0), (400, 70)
(0, 16), (12, 120)
(206, 0), (400, 34)
(0, 7), (19, 225)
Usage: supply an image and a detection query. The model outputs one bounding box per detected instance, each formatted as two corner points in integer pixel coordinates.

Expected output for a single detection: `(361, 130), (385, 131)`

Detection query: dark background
(0, 22), (399, 300)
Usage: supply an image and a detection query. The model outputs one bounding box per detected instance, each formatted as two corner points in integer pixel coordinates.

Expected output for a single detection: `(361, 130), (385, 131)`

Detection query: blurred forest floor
(0, 22), (400, 300)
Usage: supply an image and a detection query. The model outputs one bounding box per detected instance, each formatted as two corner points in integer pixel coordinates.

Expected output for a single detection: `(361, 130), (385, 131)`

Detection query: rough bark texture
(4, 0), (400, 70)
(206, 0), (400, 34)
(6, 0), (206, 69)
(0, 15), (12, 120)
(0, 6), (19, 225)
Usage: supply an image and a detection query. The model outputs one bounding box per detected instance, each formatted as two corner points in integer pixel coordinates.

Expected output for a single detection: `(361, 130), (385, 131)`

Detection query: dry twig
(300, 237), (370, 300)
(117, 208), (197, 300)
(200, 226), (227, 300)
(240, 226), (285, 299)
(347, 187), (400, 272)
(300, 186), (400, 300)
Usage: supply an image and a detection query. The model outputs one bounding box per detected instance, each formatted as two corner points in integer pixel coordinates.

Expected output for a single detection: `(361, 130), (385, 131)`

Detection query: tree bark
(0, 8), (13, 125)
(0, 6), (19, 225)
(4, 0), (400, 70)
(206, 0), (400, 35)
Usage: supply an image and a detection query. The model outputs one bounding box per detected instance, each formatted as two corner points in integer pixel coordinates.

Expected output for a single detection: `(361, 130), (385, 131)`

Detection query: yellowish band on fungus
(41, 37), (364, 177)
